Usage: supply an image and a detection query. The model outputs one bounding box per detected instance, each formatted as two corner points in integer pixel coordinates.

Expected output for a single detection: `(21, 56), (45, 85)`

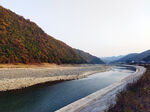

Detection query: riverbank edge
(0, 65), (111, 92)
(56, 65), (146, 112)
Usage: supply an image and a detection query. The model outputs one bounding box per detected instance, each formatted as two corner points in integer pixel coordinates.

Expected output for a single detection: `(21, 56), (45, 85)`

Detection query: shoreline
(0, 64), (111, 91)
(56, 65), (146, 112)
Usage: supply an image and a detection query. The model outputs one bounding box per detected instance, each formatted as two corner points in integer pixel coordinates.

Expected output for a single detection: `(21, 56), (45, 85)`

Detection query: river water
(0, 66), (135, 112)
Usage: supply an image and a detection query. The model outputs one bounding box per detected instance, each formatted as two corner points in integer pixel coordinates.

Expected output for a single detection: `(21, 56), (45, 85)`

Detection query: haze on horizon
(0, 0), (150, 57)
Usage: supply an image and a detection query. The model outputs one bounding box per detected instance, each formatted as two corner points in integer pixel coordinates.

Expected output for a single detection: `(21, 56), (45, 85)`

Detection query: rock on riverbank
(0, 64), (110, 91)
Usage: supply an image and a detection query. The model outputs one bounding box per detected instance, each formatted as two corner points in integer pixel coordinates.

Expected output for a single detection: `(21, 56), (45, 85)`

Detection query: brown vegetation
(75, 49), (104, 64)
(0, 6), (86, 64)
(107, 66), (150, 112)
(0, 63), (58, 68)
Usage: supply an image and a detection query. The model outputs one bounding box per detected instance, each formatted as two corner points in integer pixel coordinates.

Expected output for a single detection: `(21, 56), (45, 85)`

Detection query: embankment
(56, 65), (146, 112)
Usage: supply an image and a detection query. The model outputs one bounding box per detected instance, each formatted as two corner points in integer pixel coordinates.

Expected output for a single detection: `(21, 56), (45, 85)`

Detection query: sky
(0, 0), (150, 57)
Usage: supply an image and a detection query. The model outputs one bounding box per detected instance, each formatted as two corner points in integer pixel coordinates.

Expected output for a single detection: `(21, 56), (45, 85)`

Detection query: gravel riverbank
(0, 64), (110, 91)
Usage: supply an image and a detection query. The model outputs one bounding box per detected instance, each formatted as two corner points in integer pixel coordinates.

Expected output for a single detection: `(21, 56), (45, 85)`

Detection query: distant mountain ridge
(143, 55), (150, 62)
(112, 49), (150, 64)
(130, 50), (150, 61)
(112, 53), (138, 63)
(0, 6), (86, 64)
(101, 55), (124, 64)
(75, 49), (105, 64)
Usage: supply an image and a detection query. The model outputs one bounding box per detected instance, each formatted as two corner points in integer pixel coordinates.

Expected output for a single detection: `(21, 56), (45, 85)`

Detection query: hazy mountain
(75, 49), (105, 64)
(101, 55), (124, 64)
(113, 53), (138, 63)
(143, 56), (150, 62)
(143, 55), (150, 62)
(112, 49), (150, 63)
(0, 6), (86, 64)
(130, 50), (150, 61)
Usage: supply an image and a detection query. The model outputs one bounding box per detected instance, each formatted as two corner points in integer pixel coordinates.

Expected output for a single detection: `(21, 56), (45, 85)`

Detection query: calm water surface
(0, 66), (135, 112)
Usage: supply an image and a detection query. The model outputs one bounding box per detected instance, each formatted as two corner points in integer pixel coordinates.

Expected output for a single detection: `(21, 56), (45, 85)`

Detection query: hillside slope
(75, 49), (104, 64)
(114, 53), (138, 63)
(0, 6), (86, 64)
(130, 50), (150, 61)
(143, 55), (150, 62)
(111, 50), (150, 64)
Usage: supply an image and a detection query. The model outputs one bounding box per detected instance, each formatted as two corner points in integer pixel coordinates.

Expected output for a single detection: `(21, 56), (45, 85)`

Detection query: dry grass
(0, 63), (58, 68)
(107, 66), (150, 112)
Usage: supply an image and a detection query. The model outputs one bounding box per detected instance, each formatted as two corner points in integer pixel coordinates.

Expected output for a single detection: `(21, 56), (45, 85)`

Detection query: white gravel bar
(56, 65), (146, 112)
(0, 64), (110, 91)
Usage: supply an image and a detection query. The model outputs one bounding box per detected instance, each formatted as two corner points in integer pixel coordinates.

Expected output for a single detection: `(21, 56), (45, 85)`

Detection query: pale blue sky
(0, 0), (150, 57)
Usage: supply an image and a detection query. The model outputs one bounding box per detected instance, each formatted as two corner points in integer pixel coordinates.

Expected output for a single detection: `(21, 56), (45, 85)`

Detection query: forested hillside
(112, 50), (150, 64)
(75, 49), (104, 64)
(111, 53), (138, 63)
(143, 56), (150, 62)
(0, 6), (86, 64)
(131, 50), (150, 61)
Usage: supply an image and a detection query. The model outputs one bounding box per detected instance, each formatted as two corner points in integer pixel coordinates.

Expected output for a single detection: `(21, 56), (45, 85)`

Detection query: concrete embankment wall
(56, 66), (146, 112)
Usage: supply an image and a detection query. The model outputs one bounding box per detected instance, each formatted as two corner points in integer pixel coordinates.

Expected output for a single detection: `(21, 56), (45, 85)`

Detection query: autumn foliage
(0, 6), (86, 64)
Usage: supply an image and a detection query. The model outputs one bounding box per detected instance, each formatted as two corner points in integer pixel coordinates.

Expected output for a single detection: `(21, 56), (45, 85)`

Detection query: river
(0, 66), (135, 112)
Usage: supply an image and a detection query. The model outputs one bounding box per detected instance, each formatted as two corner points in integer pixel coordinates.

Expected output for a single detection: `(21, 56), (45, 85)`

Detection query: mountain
(113, 53), (138, 63)
(130, 50), (150, 61)
(75, 49), (105, 64)
(0, 6), (86, 64)
(101, 55), (124, 64)
(143, 55), (150, 62)
(112, 50), (150, 64)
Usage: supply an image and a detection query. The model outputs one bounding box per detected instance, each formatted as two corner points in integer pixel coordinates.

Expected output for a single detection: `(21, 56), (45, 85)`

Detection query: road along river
(0, 66), (137, 112)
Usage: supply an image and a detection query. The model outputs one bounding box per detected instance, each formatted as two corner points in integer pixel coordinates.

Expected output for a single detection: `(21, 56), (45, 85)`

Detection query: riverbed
(0, 64), (110, 91)
(0, 66), (135, 112)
